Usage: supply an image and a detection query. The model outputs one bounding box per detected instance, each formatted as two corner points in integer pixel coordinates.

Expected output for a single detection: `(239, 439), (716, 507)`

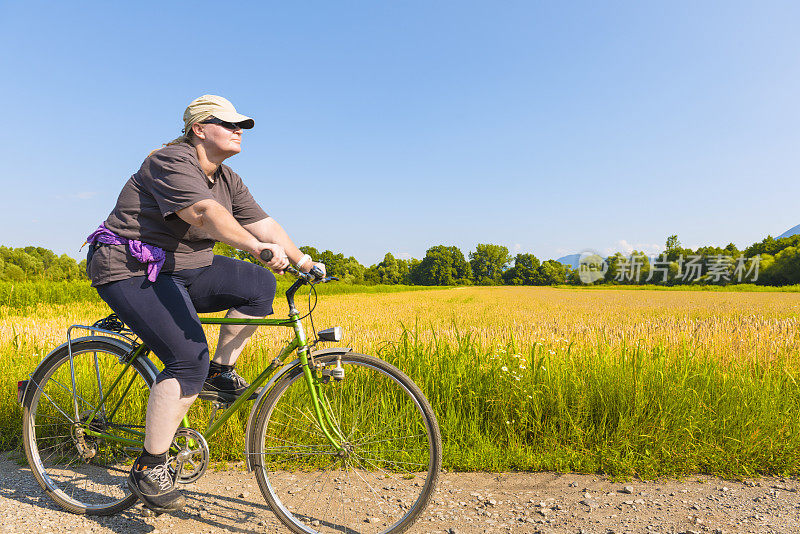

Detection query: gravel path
(2, 453), (798, 533)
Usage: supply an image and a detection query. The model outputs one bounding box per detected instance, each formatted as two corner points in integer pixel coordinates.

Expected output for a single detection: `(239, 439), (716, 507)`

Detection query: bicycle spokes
(23, 340), (153, 514)
(254, 353), (441, 534)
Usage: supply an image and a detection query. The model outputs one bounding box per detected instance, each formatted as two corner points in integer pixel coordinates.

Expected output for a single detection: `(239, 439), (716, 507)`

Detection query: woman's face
(195, 120), (243, 158)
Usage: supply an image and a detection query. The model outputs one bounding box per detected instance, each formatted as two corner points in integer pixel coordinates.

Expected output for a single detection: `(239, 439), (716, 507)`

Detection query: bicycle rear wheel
(252, 352), (441, 534)
(22, 338), (155, 515)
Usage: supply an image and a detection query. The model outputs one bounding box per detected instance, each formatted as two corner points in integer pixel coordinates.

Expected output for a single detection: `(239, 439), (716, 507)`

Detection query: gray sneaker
(127, 458), (185, 513)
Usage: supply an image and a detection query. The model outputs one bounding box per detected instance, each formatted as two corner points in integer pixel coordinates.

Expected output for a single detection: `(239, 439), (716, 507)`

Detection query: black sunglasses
(200, 117), (243, 131)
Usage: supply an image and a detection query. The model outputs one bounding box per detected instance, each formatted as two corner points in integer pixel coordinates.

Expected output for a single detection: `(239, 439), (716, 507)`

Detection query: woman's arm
(243, 217), (316, 273)
(176, 199), (290, 272)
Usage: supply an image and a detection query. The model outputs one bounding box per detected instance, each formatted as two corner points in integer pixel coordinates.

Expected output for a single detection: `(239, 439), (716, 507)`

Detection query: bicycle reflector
(318, 327), (342, 342)
(17, 380), (29, 404)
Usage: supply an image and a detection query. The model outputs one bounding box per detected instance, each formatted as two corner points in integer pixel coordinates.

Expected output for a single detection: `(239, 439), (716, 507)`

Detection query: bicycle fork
(295, 321), (348, 452)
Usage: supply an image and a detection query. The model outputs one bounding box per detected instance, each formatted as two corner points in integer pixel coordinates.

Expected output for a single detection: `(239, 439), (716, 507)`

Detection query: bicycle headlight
(318, 327), (342, 342)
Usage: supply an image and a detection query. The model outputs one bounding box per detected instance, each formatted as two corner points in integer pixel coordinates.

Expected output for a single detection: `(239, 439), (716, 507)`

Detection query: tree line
(2, 232), (799, 286)
(215, 235), (800, 287)
(0, 246), (87, 282)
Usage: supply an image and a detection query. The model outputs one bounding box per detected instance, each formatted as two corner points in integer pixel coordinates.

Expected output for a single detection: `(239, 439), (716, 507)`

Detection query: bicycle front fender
(243, 346), (352, 472)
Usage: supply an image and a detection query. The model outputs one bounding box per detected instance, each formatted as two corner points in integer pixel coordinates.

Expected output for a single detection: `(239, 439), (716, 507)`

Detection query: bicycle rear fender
(244, 346), (352, 472)
(20, 336), (160, 407)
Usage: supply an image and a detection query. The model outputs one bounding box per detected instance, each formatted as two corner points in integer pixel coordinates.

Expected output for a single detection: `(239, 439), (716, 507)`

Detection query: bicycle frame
(75, 272), (348, 454)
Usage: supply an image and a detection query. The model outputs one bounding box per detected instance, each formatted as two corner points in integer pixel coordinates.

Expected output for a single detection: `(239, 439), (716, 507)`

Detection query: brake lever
(284, 266), (309, 280)
(284, 266), (332, 283)
(309, 265), (325, 281)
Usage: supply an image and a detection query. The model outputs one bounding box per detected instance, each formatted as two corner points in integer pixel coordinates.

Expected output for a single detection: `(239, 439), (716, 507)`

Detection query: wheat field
(3, 286), (799, 477)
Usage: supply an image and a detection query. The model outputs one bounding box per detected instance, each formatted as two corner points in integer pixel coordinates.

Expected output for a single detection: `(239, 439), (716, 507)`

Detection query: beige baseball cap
(183, 95), (254, 133)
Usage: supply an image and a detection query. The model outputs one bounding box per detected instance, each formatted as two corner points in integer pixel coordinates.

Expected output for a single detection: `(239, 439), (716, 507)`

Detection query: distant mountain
(778, 224), (800, 239)
(556, 253), (582, 269)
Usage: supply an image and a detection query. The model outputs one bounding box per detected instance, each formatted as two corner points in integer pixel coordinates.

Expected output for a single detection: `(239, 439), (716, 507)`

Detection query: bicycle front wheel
(22, 338), (155, 515)
(252, 352), (442, 534)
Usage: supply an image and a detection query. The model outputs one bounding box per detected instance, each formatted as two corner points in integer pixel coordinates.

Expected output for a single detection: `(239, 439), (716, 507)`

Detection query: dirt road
(2, 453), (797, 533)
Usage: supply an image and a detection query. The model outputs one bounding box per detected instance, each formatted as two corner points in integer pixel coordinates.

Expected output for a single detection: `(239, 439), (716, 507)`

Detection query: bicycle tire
(22, 338), (155, 515)
(252, 352), (441, 534)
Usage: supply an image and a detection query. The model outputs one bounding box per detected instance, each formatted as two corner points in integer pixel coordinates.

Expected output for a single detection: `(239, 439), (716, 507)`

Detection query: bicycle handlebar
(288, 265), (334, 283)
(259, 249), (335, 284)
(283, 266), (337, 315)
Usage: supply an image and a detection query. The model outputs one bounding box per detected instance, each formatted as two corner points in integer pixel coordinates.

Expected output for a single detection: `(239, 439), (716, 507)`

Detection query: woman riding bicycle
(85, 95), (324, 514)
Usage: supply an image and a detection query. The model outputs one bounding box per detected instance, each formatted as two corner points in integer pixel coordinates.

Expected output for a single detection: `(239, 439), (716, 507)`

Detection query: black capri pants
(96, 255), (277, 396)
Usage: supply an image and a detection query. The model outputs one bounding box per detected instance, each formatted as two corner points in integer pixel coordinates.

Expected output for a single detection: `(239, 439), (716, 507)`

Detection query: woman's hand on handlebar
(300, 261), (326, 278)
(309, 262), (327, 280)
(257, 246), (325, 280)
(255, 243), (289, 273)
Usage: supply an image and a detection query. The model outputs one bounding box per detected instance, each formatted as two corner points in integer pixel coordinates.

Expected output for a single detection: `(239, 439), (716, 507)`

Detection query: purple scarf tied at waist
(85, 224), (166, 282)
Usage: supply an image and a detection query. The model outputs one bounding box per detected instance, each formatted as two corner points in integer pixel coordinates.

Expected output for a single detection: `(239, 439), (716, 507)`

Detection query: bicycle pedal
(198, 390), (259, 403)
(197, 391), (232, 405)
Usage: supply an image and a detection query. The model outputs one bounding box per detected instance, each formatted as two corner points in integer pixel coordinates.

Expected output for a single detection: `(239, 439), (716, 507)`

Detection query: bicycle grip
(259, 250), (274, 262)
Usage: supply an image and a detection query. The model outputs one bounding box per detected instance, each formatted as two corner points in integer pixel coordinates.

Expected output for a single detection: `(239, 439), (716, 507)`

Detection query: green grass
(275, 278), (449, 296)
(4, 324), (799, 479)
(0, 281), (102, 310)
(381, 327), (800, 478)
(0, 279), (448, 313)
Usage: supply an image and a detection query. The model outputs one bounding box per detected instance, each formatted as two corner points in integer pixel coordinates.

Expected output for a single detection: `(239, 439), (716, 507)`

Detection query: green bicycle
(19, 263), (442, 534)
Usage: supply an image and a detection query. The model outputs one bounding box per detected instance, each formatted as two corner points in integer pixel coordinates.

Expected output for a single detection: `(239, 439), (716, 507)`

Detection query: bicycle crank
(171, 427), (210, 484)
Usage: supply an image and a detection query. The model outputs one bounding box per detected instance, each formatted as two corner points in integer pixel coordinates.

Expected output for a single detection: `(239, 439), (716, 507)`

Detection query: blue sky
(1, 1), (798, 266)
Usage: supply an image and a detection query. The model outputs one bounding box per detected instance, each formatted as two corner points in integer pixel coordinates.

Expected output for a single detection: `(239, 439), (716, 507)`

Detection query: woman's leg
(96, 275), (210, 454)
(214, 308), (261, 366)
(186, 255), (277, 367)
(144, 378), (194, 454)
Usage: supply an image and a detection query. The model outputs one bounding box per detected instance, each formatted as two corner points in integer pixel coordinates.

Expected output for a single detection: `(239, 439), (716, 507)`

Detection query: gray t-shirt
(87, 143), (267, 286)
